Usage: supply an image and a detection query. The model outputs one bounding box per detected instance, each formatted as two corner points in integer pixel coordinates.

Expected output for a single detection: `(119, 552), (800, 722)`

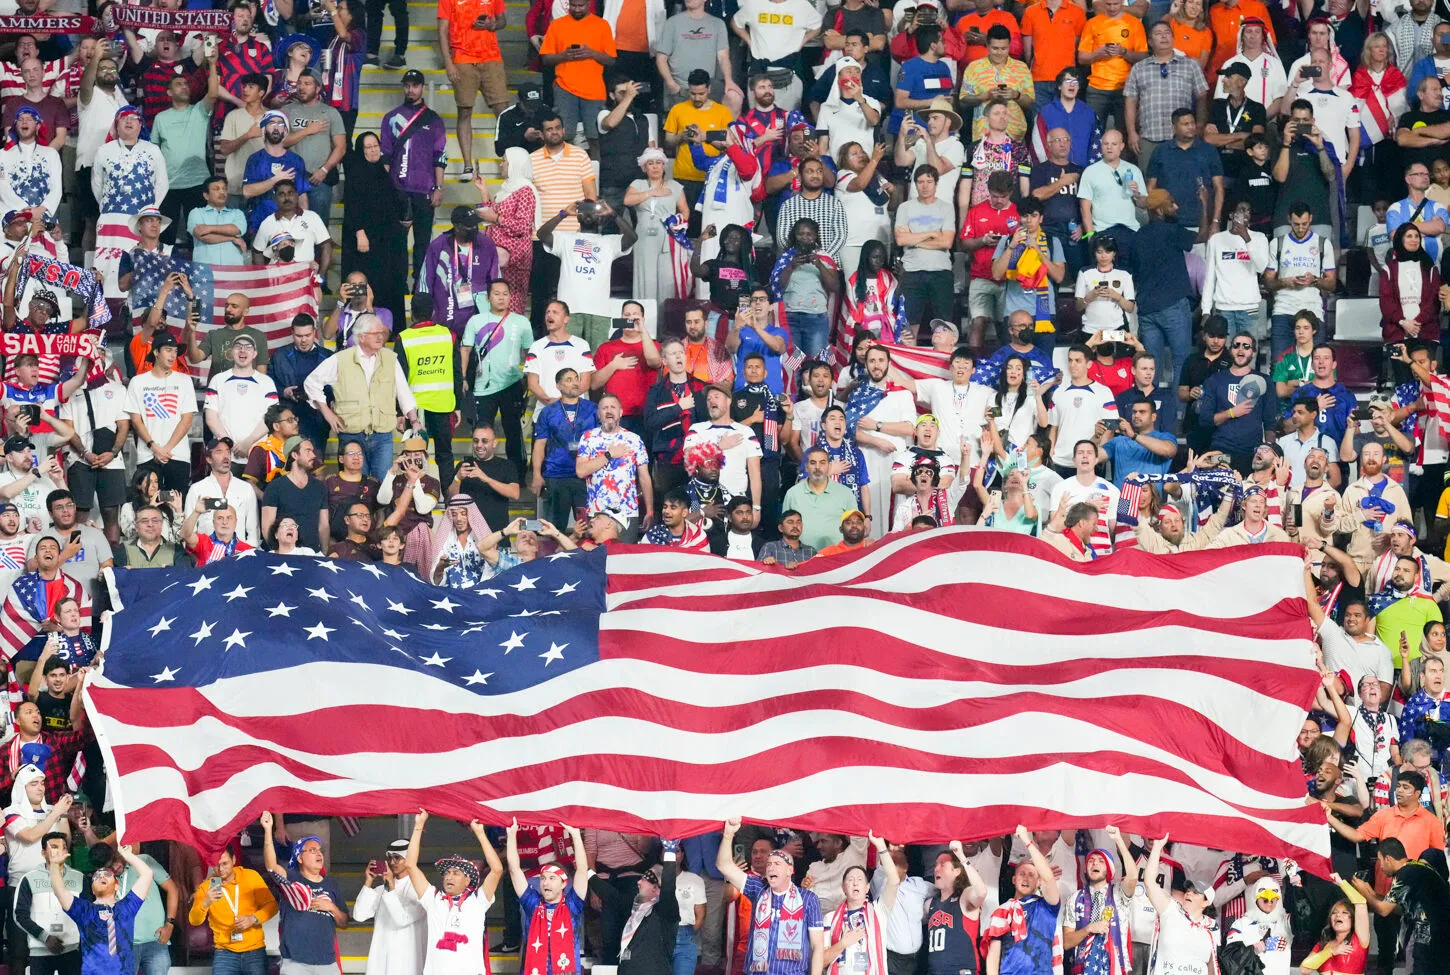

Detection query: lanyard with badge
(220, 882), (244, 941)
(454, 240), (474, 309)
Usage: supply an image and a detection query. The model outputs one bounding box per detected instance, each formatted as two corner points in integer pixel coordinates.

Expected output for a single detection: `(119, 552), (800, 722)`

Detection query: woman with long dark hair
(1300, 880), (1370, 975)
(843, 240), (906, 345)
(1380, 223), (1441, 351)
(835, 141), (891, 280)
(691, 222), (756, 329)
(991, 354), (1048, 449)
(119, 467), (183, 544)
(341, 131), (407, 326)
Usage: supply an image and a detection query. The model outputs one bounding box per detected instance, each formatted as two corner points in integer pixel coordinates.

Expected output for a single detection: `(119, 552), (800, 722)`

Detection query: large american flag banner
(124, 250), (319, 353)
(83, 535), (1329, 867)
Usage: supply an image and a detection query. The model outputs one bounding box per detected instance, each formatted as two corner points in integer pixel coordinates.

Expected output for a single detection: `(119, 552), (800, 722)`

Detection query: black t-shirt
(1029, 161), (1083, 233)
(35, 690), (71, 734)
(1272, 143), (1332, 227)
(1399, 109), (1450, 171)
(262, 474), (327, 551)
(1209, 97), (1267, 180)
(600, 111), (651, 189)
(1179, 351), (1232, 432)
(1388, 862), (1450, 974)
(458, 455), (521, 531)
(702, 259), (753, 313)
(1230, 162), (1278, 232)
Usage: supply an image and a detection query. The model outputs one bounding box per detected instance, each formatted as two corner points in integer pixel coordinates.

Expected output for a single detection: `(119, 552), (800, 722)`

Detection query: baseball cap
(150, 330), (180, 351)
(450, 204), (481, 229)
(212, 436), (236, 450)
(402, 69), (425, 85)
(229, 333), (257, 349)
(3, 435), (35, 453)
(3, 208), (28, 226)
(1220, 62), (1252, 80)
(598, 508), (630, 531)
(401, 435), (428, 453)
(0, 502), (18, 515)
(840, 508), (866, 524)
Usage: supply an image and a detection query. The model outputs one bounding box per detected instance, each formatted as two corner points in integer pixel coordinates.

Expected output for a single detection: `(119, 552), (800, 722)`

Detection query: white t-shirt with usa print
(125, 369), (194, 465)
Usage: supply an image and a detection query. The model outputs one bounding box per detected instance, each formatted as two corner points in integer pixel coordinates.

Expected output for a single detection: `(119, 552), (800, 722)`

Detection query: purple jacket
(379, 103), (447, 195)
(421, 231), (501, 332)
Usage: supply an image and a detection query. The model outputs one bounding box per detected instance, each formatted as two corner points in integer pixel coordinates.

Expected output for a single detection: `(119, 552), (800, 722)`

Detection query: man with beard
(1370, 555), (1444, 671)
(1064, 829), (1136, 975)
(506, 820), (591, 975)
(644, 488), (711, 549)
(1198, 332), (1275, 474)
(589, 845), (680, 975)
(1132, 489), (1232, 553)
(0, 501), (34, 589)
(818, 507), (871, 556)
(680, 305), (732, 386)
(1339, 441), (1412, 572)
(683, 385), (763, 525)
(1368, 521), (1450, 600)
(718, 817), (824, 975)
(184, 292), (270, 379)
(380, 70), (446, 284)
(1294, 446), (1343, 548)
(420, 205), (501, 339)
(848, 345), (916, 541)
(0, 437), (58, 535)
(576, 392), (652, 536)
(241, 110), (312, 230)
(75, 54), (127, 251)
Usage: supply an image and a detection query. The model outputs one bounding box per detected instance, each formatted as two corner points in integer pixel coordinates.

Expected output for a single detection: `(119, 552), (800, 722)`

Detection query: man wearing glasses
(1122, 21), (1210, 175)
(1198, 333), (1277, 474)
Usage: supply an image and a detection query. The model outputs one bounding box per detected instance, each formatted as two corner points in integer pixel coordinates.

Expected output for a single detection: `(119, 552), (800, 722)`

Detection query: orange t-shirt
(955, 9), (1021, 63)
(436, 0), (504, 63)
(540, 13), (617, 101)
(614, 0), (648, 52)
(1206, 0), (1274, 77)
(1078, 14), (1146, 91)
(1020, 1), (1087, 83)
(1356, 804), (1446, 893)
(1166, 17), (1211, 65)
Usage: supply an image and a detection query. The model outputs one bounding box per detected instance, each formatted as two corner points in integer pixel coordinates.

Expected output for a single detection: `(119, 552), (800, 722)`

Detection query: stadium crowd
(9, 0), (1450, 971)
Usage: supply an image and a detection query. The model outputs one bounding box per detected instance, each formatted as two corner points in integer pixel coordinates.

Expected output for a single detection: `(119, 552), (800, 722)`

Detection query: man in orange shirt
(817, 508), (873, 557)
(955, 0), (1021, 63)
(1077, 0), (1146, 133)
(438, 0), (510, 181)
(1021, 0), (1087, 109)
(541, 0), (618, 152)
(1327, 771), (1446, 893)
(1206, 0), (1275, 78)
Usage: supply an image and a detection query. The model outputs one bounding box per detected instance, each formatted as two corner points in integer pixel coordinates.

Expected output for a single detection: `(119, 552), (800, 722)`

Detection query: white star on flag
(359, 563), (386, 580)
(499, 631), (527, 653)
(308, 587), (335, 602)
(540, 642), (567, 665)
(314, 560), (344, 574)
(552, 582), (579, 596)
(151, 666), (179, 683)
(266, 603), (296, 618)
(224, 584), (253, 602)
(189, 621), (215, 645)
(381, 627), (405, 641)
(223, 628), (251, 650)
(269, 563), (298, 576)
(510, 575), (539, 591)
(304, 622), (335, 641)
(147, 616), (175, 638)
(186, 576), (215, 596)
(387, 599), (415, 615)
(464, 670), (492, 685)
(430, 597), (459, 613)
(421, 652), (451, 667)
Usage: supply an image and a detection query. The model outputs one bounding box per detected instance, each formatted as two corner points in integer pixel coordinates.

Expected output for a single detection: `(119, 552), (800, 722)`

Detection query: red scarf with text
(523, 898), (576, 975)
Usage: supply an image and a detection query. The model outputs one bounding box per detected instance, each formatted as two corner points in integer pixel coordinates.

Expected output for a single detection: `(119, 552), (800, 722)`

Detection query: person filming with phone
(324, 271), (391, 348)
(188, 845), (278, 975)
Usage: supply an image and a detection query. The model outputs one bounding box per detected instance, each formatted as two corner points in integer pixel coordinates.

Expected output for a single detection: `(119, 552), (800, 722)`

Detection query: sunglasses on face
(1232, 342), (1254, 350)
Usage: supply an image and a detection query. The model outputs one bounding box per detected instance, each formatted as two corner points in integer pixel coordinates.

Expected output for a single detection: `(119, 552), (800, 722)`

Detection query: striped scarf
(750, 883), (807, 971)
(1004, 232), (1056, 333)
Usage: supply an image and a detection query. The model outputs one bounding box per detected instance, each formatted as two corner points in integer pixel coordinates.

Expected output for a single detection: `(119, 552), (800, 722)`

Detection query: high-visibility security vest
(398, 322), (457, 413)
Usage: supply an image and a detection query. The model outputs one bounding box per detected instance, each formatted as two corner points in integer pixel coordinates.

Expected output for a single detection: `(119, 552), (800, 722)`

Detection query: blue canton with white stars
(103, 550), (608, 693)
(129, 251), (217, 322)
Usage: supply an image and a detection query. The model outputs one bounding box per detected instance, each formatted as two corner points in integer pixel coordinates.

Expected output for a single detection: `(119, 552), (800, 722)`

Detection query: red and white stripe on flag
(207, 262), (319, 350)
(833, 319), (952, 382)
(85, 531), (1329, 869)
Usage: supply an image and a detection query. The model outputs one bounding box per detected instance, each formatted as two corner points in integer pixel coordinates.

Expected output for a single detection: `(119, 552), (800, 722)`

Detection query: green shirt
(1375, 594), (1444, 668)
(150, 102), (212, 190)
(123, 854), (171, 945)
(782, 479), (860, 552)
(462, 309), (531, 397)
